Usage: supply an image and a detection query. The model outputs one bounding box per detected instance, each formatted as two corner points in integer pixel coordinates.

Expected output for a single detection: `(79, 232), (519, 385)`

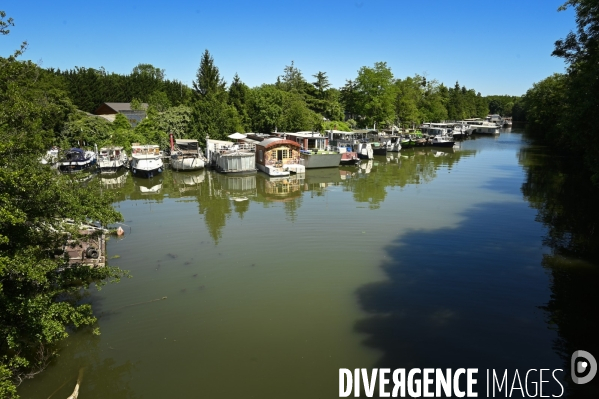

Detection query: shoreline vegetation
(1, 1), (598, 397)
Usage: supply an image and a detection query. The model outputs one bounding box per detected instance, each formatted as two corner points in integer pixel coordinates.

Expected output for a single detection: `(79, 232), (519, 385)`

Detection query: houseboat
(355, 141), (374, 159)
(460, 119), (500, 134)
(170, 137), (207, 171)
(206, 139), (256, 174)
(130, 144), (164, 178)
(255, 137), (303, 176)
(281, 132), (341, 169)
(57, 148), (97, 173)
(326, 130), (361, 165)
(98, 146), (128, 173)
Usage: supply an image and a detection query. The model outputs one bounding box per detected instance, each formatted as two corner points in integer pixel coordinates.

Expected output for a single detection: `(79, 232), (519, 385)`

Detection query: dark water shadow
(355, 200), (566, 396)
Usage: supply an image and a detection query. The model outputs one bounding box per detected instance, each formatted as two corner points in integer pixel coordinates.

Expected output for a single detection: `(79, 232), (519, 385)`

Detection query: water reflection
(518, 143), (599, 397)
(17, 330), (138, 399)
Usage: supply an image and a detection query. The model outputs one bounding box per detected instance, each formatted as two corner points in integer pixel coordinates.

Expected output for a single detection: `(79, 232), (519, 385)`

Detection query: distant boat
(57, 148), (96, 173)
(430, 135), (456, 147)
(98, 146), (128, 174)
(280, 132), (341, 169)
(130, 144), (163, 178)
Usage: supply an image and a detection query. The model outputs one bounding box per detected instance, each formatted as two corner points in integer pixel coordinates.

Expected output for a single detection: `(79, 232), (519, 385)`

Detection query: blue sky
(1, 1), (576, 96)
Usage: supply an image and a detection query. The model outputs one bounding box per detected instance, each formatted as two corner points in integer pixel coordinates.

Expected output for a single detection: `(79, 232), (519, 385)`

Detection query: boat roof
(67, 148), (85, 154)
(175, 139), (198, 144)
(100, 146), (124, 150)
(285, 131), (327, 139)
(258, 138), (301, 150)
(132, 144), (159, 148)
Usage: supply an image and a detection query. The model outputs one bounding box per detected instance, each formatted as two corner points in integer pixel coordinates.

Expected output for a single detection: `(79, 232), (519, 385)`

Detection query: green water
(18, 129), (599, 398)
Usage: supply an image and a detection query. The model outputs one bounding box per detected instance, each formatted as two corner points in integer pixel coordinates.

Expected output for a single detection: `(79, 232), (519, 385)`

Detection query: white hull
(171, 156), (205, 171)
(98, 158), (128, 173)
(131, 157), (164, 177)
(257, 163), (290, 176)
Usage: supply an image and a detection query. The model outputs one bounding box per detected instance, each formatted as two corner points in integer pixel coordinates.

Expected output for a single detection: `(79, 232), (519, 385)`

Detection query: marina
(20, 127), (595, 398)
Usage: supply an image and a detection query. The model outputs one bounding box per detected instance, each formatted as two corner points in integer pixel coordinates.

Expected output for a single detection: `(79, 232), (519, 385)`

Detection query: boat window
(259, 150), (263, 162)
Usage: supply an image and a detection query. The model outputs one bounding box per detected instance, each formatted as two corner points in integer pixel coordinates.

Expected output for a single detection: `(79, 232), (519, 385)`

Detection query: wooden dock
(63, 227), (107, 268)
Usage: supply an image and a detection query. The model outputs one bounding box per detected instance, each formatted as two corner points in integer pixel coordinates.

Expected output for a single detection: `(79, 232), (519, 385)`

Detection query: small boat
(130, 144), (164, 178)
(370, 141), (388, 156)
(335, 145), (360, 165)
(98, 146), (128, 173)
(57, 148), (96, 173)
(170, 137), (207, 171)
(354, 142), (374, 159)
(430, 135), (456, 147)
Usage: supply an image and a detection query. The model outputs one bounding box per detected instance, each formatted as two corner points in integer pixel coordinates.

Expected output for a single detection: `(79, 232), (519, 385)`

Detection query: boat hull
(130, 157), (164, 178)
(171, 156), (205, 171)
(257, 164), (290, 176)
(98, 159), (127, 174)
(58, 160), (96, 173)
(299, 152), (342, 168)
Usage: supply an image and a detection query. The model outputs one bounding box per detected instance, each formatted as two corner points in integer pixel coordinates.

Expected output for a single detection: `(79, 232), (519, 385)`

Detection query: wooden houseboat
(255, 137), (303, 176)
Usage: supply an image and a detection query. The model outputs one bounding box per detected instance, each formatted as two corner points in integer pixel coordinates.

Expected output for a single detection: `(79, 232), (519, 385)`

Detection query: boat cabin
(280, 131), (330, 152)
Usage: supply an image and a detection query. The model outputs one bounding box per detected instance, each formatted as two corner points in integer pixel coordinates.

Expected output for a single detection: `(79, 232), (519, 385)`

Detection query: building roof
(95, 102), (148, 114)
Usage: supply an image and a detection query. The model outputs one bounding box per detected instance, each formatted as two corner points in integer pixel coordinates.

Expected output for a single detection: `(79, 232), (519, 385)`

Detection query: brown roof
(95, 102), (148, 114)
(259, 139), (301, 150)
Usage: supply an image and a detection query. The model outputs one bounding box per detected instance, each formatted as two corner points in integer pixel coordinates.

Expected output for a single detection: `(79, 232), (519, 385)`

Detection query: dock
(63, 226), (107, 268)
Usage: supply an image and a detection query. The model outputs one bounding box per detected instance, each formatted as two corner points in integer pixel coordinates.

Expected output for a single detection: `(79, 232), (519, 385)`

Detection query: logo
(571, 350), (597, 384)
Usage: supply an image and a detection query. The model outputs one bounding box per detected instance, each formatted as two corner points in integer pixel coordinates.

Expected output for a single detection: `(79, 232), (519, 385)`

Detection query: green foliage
(323, 120), (352, 131)
(60, 112), (114, 148)
(130, 97), (143, 111)
(228, 74), (250, 131)
(1, 13), (127, 395)
(354, 62), (396, 128)
(193, 49), (227, 100)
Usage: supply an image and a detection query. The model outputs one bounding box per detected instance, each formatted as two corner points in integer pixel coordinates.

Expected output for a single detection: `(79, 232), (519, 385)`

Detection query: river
(19, 128), (599, 398)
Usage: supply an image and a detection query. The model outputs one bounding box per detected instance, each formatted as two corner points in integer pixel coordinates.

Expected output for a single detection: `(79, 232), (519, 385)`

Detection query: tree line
(41, 49), (532, 151)
(520, 0), (599, 184)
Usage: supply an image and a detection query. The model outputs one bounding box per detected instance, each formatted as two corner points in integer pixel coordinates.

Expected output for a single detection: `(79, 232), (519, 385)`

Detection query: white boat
(170, 138), (207, 171)
(98, 146), (128, 173)
(130, 144), (164, 178)
(355, 142), (374, 159)
(57, 148), (97, 173)
(430, 135), (456, 147)
(40, 147), (60, 168)
(461, 119), (501, 134)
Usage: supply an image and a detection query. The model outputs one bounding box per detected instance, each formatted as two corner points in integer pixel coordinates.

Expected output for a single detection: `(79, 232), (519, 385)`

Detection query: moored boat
(170, 137), (207, 171)
(57, 148), (96, 173)
(130, 144), (164, 178)
(98, 146), (128, 174)
(255, 137), (303, 176)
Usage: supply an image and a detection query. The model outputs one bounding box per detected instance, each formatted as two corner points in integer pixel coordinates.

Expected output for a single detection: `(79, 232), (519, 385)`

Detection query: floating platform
(63, 227), (107, 268)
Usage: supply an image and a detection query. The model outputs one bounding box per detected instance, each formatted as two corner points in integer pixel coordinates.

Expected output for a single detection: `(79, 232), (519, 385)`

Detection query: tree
(312, 71), (330, 99)
(228, 73), (250, 131)
(1, 12), (127, 397)
(354, 62), (396, 129)
(552, 0), (599, 182)
(132, 63), (165, 81)
(394, 76), (423, 128)
(278, 61), (306, 94)
(193, 49), (226, 100)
